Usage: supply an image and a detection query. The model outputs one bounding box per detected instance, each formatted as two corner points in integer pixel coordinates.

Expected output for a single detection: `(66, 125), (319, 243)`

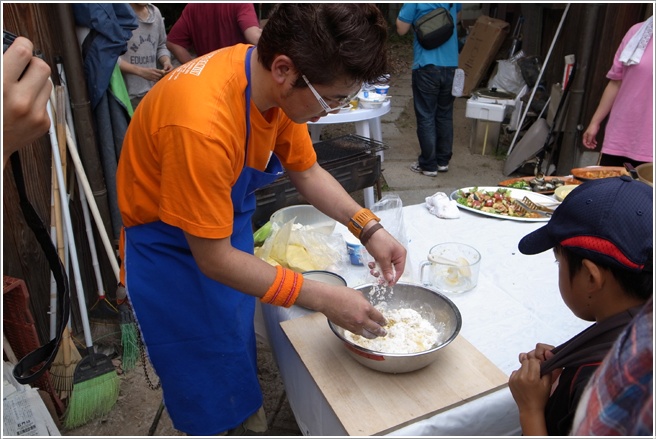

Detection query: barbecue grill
(253, 134), (388, 228)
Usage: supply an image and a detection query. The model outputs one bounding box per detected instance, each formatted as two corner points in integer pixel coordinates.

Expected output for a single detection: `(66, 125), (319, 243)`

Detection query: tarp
(74, 3), (137, 239)
(73, 3), (137, 109)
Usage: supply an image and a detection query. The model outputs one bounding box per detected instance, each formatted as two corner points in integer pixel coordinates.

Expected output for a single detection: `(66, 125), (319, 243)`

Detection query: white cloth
(619, 16), (653, 66)
(425, 192), (460, 219)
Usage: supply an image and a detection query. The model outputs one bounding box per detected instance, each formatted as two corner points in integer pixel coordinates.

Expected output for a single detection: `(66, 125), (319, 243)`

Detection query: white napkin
(619, 16), (653, 66)
(425, 192), (460, 219)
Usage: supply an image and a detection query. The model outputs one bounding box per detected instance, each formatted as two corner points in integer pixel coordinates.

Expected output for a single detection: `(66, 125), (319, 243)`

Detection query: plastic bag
(370, 194), (415, 283)
(487, 58), (527, 96)
(255, 217), (348, 272)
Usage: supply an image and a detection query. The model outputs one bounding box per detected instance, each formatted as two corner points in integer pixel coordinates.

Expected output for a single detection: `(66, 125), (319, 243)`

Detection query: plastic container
(465, 99), (507, 122)
(344, 235), (366, 266)
(270, 205), (336, 235)
(358, 91), (386, 109)
(374, 85), (390, 95)
(302, 270), (347, 286)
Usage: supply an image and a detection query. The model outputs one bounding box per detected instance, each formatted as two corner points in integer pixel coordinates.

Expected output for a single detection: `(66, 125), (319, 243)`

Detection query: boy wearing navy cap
(508, 176), (652, 436)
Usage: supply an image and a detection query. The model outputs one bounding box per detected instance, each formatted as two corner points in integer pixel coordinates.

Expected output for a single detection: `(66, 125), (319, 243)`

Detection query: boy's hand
(509, 357), (552, 413)
(519, 342), (555, 362)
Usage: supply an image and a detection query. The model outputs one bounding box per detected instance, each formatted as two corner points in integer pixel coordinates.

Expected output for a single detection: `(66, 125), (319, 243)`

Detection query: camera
(3, 30), (43, 59)
(3, 29), (18, 53)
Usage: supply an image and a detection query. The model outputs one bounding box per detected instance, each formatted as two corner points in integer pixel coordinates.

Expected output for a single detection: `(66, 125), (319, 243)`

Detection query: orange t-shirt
(117, 44), (316, 239)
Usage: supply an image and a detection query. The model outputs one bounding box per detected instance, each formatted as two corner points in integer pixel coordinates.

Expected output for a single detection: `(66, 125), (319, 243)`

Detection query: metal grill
(253, 135), (387, 228)
(313, 134), (387, 164)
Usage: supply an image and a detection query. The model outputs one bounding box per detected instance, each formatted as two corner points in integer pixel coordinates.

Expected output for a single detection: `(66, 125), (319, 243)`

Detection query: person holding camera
(3, 35), (52, 168)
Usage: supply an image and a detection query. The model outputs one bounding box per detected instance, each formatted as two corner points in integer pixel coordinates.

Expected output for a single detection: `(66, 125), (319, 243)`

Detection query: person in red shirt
(166, 3), (262, 65)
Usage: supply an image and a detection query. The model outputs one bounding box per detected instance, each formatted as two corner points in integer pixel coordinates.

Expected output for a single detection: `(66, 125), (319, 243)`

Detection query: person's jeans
(412, 66), (456, 171)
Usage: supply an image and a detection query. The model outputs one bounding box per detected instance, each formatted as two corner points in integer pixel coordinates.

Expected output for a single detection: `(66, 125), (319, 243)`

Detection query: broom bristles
(118, 301), (140, 371)
(50, 347), (82, 400)
(90, 296), (122, 349)
(63, 370), (120, 429)
(120, 322), (139, 371)
(50, 340), (82, 399)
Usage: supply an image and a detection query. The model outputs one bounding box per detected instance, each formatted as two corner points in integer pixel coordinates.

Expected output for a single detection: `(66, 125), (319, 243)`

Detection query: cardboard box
(459, 16), (510, 96)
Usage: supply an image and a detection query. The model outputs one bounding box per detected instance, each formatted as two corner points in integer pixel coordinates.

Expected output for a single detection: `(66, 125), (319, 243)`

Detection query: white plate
(450, 186), (555, 222)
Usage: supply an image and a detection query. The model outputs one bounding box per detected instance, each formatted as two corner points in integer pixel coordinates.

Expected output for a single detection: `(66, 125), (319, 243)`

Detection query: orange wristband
(261, 266), (303, 308)
(261, 265), (285, 304)
(282, 272), (303, 308)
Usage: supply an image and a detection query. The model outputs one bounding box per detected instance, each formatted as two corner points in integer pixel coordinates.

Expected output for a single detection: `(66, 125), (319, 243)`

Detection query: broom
(48, 154), (82, 400)
(61, 107), (138, 371)
(47, 101), (120, 429)
(59, 85), (119, 351)
(79, 172), (121, 353)
(58, 68), (139, 370)
(116, 284), (139, 371)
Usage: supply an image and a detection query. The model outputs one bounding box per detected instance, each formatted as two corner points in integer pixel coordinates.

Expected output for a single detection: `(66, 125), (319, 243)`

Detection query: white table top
(307, 100), (391, 125)
(257, 201), (590, 436)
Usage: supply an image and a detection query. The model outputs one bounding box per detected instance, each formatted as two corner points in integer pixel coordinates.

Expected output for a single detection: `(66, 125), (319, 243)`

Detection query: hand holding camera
(3, 30), (52, 166)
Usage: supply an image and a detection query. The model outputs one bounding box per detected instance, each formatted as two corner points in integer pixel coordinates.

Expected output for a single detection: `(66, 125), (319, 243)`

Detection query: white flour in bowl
(345, 307), (440, 354)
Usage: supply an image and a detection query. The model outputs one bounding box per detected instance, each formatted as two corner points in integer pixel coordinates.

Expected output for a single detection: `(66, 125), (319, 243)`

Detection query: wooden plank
(282, 312), (508, 436)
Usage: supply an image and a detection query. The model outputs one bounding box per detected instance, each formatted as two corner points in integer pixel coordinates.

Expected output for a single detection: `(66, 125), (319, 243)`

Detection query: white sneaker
(437, 165), (449, 173)
(410, 162), (437, 177)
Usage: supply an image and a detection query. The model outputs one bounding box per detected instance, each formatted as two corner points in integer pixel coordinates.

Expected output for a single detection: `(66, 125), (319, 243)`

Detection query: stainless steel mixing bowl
(328, 282), (462, 373)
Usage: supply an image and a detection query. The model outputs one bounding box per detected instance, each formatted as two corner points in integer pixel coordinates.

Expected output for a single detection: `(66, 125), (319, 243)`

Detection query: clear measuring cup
(420, 242), (481, 294)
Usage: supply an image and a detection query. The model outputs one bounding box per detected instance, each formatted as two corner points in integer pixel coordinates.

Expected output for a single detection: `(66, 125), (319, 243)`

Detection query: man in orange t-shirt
(117, 4), (406, 435)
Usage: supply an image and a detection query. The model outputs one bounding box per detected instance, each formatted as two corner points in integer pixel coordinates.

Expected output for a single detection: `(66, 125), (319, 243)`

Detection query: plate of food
(570, 166), (629, 181)
(498, 175), (582, 194)
(450, 186), (557, 222)
(554, 184), (579, 201)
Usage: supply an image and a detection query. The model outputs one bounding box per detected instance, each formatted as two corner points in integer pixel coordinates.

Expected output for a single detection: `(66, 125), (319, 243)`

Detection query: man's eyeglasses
(302, 74), (360, 113)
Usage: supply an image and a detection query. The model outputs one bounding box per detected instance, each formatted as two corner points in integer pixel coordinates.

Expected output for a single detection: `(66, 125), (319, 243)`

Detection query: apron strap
(244, 46), (254, 161)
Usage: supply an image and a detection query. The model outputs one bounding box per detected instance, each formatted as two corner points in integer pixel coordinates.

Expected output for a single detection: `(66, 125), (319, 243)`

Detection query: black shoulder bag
(413, 4), (455, 50)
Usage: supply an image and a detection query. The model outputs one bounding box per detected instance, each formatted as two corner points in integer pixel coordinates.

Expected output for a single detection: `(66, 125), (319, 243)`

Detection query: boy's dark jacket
(539, 305), (643, 435)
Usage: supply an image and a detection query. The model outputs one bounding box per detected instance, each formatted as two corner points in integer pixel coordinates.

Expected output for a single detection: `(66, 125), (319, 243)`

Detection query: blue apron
(123, 47), (283, 435)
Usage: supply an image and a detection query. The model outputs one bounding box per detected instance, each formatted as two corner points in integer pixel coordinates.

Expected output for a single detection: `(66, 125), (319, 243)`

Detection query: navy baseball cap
(519, 176), (653, 272)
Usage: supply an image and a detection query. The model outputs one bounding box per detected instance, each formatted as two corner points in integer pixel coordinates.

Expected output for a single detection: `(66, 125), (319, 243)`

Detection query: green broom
(116, 284), (139, 371)
(48, 101), (120, 428)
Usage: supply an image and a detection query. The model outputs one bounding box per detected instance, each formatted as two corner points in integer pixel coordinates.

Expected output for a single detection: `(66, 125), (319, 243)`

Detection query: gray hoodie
(120, 4), (171, 100)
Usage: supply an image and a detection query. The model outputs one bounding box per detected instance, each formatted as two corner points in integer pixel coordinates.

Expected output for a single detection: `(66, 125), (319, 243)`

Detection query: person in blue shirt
(396, 3), (462, 176)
